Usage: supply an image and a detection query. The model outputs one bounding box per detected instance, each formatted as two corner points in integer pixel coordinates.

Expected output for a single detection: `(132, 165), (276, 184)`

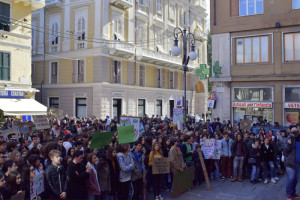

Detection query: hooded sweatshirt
(117, 152), (135, 182)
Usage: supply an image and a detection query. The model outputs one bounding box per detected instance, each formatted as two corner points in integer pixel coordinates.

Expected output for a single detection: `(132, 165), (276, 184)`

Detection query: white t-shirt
(63, 141), (72, 153)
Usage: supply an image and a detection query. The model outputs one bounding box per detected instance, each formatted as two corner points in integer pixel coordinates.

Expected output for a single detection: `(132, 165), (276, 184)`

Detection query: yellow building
(32, 0), (208, 119)
(0, 0), (46, 117)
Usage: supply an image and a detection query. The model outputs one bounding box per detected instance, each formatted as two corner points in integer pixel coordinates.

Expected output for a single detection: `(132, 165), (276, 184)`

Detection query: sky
(206, 0), (210, 30)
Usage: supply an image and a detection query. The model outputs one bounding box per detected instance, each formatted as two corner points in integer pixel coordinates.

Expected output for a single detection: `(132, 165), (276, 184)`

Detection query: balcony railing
(108, 40), (135, 55)
(195, 0), (206, 9)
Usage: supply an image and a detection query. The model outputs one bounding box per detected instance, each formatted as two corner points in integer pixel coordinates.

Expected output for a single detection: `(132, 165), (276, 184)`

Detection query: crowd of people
(0, 115), (299, 200)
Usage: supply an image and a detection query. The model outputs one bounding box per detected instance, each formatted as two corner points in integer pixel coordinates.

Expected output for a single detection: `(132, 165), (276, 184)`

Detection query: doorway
(113, 99), (122, 120)
(169, 100), (174, 117)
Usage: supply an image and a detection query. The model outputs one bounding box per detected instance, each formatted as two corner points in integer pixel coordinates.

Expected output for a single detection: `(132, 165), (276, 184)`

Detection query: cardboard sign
(173, 108), (183, 131)
(11, 191), (25, 200)
(14, 122), (33, 133)
(152, 158), (170, 174)
(120, 117), (141, 140)
(171, 166), (195, 197)
(30, 173), (44, 200)
(2, 127), (21, 141)
(32, 115), (50, 130)
(47, 107), (64, 120)
(200, 139), (221, 159)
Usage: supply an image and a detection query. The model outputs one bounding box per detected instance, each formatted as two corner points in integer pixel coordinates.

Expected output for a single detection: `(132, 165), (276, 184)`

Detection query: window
(112, 18), (124, 41)
(139, 65), (145, 86)
(139, 0), (148, 12)
(156, 100), (162, 116)
(72, 60), (85, 83)
(239, 0), (263, 16)
(0, 2), (10, 32)
(50, 62), (58, 84)
(233, 88), (273, 101)
(0, 52), (10, 81)
(169, 71), (173, 89)
(284, 32), (300, 62)
(169, 3), (175, 22)
(162, 69), (166, 88)
(181, 9), (189, 26)
(293, 0), (300, 9)
(174, 71), (178, 89)
(285, 87), (300, 102)
(138, 99), (146, 117)
(156, 0), (163, 19)
(76, 17), (86, 49)
(236, 36), (270, 64)
(156, 68), (161, 88)
(155, 31), (163, 52)
(75, 98), (87, 118)
(31, 64), (35, 83)
(137, 25), (147, 48)
(111, 60), (121, 84)
(49, 23), (59, 52)
(49, 97), (59, 108)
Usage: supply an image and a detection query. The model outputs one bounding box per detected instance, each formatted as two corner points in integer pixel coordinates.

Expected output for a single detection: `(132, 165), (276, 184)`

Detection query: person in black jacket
(106, 147), (119, 200)
(249, 140), (261, 184)
(261, 138), (278, 184)
(67, 150), (91, 200)
(45, 150), (67, 200)
(231, 134), (247, 182)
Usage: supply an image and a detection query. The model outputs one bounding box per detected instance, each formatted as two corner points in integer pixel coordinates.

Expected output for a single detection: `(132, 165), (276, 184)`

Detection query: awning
(0, 99), (47, 116)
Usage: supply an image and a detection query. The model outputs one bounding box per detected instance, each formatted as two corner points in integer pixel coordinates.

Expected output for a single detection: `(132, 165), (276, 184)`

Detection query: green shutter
(0, 53), (10, 80)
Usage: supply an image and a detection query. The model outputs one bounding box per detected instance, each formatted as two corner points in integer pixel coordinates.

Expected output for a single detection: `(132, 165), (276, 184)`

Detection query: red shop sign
(232, 102), (273, 108)
(284, 103), (300, 109)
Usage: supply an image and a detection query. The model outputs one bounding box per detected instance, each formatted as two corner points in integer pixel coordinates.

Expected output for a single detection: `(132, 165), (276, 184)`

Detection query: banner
(90, 132), (114, 149)
(120, 117), (140, 140)
(200, 139), (221, 159)
(152, 158), (170, 174)
(2, 127), (21, 141)
(117, 125), (135, 144)
(173, 108), (183, 130)
(171, 166), (195, 197)
(32, 115), (50, 130)
(14, 122), (33, 133)
(30, 173), (44, 200)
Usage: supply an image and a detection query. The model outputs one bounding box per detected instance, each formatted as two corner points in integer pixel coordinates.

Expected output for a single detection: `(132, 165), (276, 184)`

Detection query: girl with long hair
(149, 142), (163, 200)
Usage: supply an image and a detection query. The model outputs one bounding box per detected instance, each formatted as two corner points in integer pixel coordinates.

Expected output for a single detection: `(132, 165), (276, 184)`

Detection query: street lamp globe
(188, 51), (197, 61)
(171, 39), (181, 56)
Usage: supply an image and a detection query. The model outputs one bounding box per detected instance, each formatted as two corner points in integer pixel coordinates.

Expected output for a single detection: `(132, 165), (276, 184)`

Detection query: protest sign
(2, 127), (21, 141)
(30, 173), (44, 200)
(47, 107), (64, 120)
(173, 108), (183, 130)
(90, 132), (114, 149)
(14, 122), (33, 133)
(117, 125), (135, 144)
(32, 115), (50, 130)
(11, 191), (25, 200)
(120, 117), (141, 140)
(152, 158), (170, 174)
(171, 166), (195, 197)
(200, 139), (222, 159)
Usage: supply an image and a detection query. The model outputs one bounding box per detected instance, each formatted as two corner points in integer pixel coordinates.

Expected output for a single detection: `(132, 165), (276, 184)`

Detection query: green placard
(90, 132), (114, 149)
(117, 125), (136, 144)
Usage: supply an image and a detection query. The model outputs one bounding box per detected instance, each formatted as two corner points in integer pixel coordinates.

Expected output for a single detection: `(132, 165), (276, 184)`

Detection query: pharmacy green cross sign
(196, 64), (210, 80)
(213, 61), (222, 78)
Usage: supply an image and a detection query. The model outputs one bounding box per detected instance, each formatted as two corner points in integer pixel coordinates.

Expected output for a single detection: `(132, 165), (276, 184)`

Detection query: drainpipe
(41, 7), (46, 104)
(134, 1), (137, 86)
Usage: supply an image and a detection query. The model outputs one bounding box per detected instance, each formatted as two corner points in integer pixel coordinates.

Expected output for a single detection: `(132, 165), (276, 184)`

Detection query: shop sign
(232, 102), (272, 108)
(284, 103), (300, 109)
(0, 90), (25, 98)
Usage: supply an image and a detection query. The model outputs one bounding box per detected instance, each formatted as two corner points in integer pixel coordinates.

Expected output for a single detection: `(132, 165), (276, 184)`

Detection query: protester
(86, 153), (101, 200)
(220, 132), (233, 181)
(3, 171), (22, 199)
(106, 147), (119, 200)
(231, 134), (247, 182)
(149, 142), (163, 200)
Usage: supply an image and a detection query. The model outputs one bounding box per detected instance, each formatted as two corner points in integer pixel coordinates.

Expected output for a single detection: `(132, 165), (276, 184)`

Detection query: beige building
(0, 0), (46, 117)
(31, 0), (209, 119)
(210, 0), (300, 127)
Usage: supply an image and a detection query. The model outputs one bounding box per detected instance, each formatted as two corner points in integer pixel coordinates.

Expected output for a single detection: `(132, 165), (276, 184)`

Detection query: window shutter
(111, 60), (115, 83)
(78, 60), (84, 82)
(117, 61), (121, 83)
(162, 69), (166, 88)
(72, 60), (77, 83)
(174, 71), (178, 89)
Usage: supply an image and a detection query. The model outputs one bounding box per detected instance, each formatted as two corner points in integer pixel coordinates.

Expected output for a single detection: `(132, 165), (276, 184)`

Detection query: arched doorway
(195, 81), (207, 115)
(195, 81), (205, 93)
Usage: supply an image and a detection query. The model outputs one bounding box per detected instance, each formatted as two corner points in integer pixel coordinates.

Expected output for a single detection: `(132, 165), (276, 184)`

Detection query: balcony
(194, 29), (207, 41)
(108, 40), (135, 59)
(110, 0), (133, 9)
(15, 0), (45, 10)
(45, 0), (62, 7)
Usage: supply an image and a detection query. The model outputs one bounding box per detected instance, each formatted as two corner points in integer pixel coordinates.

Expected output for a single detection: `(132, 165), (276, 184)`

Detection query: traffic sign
(209, 91), (216, 100)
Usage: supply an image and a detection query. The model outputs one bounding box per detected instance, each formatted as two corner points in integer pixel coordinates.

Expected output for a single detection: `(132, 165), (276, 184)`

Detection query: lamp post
(171, 27), (197, 127)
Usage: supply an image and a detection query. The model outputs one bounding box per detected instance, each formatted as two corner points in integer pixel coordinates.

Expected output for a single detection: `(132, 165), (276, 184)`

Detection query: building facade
(32, 0), (208, 119)
(0, 0), (45, 117)
(210, 0), (300, 127)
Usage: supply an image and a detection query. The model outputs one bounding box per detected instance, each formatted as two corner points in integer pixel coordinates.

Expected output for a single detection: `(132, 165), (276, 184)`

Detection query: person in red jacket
(86, 153), (101, 200)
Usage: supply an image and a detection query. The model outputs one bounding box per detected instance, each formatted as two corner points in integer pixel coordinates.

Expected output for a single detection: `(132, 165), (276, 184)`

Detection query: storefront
(232, 87), (273, 125)
(283, 86), (300, 127)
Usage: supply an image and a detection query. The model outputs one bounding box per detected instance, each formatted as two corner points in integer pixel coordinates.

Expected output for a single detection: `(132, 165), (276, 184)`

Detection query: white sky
(206, 0), (210, 31)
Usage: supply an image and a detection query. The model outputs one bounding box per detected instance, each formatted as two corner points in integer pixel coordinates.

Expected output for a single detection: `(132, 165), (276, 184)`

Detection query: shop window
(49, 97), (59, 108)
(75, 98), (87, 118)
(138, 99), (146, 117)
(236, 35), (270, 64)
(285, 87), (300, 102)
(234, 88), (272, 101)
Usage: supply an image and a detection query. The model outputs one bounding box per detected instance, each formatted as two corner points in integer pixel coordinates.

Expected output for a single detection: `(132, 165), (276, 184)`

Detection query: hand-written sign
(32, 115), (50, 130)
(2, 127), (21, 141)
(14, 122), (33, 133)
(152, 158), (170, 174)
(30, 173), (44, 200)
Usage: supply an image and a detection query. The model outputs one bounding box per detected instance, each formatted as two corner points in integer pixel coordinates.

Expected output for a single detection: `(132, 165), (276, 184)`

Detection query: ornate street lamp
(171, 27), (197, 127)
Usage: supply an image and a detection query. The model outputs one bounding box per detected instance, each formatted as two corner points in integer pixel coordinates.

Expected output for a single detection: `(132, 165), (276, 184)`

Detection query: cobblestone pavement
(160, 175), (294, 200)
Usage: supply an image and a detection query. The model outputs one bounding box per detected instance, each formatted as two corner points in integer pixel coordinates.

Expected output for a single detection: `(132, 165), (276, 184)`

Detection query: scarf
(133, 150), (143, 173)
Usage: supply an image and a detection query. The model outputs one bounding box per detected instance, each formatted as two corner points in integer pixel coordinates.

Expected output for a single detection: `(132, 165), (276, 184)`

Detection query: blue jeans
(263, 161), (275, 179)
(286, 163), (300, 196)
(251, 165), (260, 181)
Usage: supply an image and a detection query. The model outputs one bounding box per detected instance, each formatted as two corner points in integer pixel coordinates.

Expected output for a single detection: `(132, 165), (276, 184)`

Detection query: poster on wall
(120, 117), (140, 140)
(285, 112), (299, 126)
(173, 108), (183, 130)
